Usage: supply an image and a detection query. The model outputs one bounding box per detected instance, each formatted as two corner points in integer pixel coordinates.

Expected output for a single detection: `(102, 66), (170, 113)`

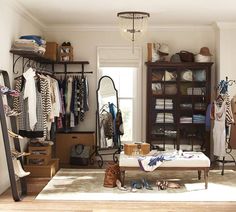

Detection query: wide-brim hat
(199, 47), (212, 56)
(158, 43), (169, 55)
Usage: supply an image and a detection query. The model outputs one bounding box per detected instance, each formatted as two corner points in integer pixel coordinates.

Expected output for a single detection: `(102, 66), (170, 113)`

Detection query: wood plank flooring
(1, 187), (236, 212)
(1, 166), (236, 212)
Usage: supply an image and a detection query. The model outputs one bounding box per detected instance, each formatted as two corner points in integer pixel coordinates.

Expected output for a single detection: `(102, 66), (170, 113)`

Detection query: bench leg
(120, 170), (125, 187)
(198, 170), (201, 180)
(204, 168), (209, 189)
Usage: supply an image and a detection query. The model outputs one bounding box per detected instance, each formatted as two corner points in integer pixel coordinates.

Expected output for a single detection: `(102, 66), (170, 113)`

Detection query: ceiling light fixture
(117, 11), (150, 52)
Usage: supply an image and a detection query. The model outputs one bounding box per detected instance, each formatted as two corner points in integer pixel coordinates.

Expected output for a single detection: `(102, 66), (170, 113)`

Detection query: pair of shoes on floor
(116, 179), (127, 191)
(8, 129), (24, 139)
(12, 158), (30, 178)
(156, 180), (180, 190)
(11, 150), (30, 158)
(4, 105), (21, 116)
(130, 178), (153, 192)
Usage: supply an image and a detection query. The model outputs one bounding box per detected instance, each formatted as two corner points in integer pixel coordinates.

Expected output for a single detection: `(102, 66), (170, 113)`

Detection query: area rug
(36, 168), (236, 201)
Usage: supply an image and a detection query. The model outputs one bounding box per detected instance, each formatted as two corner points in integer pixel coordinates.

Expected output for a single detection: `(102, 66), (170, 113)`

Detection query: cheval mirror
(95, 75), (121, 167)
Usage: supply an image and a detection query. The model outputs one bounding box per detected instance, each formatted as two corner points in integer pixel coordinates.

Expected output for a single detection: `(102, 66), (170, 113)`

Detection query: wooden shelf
(51, 61), (89, 65)
(10, 49), (89, 65)
(10, 49), (54, 63)
(10, 49), (90, 74)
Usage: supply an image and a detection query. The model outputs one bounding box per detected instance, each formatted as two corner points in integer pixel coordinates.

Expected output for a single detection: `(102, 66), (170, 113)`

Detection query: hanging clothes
(22, 67), (37, 130)
(211, 93), (234, 126)
(13, 69), (62, 139)
(116, 110), (124, 136)
(213, 100), (227, 157)
(80, 76), (89, 121)
(18, 77), (44, 138)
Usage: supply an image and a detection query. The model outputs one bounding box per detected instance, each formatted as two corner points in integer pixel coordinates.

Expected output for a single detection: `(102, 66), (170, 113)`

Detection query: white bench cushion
(119, 151), (210, 168)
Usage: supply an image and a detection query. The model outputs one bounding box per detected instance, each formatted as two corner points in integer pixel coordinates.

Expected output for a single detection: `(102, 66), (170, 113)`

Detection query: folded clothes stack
(156, 112), (174, 123)
(152, 128), (177, 137)
(155, 99), (173, 109)
(180, 103), (192, 109)
(194, 103), (206, 110)
(187, 87), (205, 95)
(11, 35), (46, 55)
(180, 116), (192, 123)
(193, 114), (205, 123)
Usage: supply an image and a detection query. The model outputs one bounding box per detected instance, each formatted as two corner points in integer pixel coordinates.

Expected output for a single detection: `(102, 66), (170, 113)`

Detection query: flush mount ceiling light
(117, 11), (150, 50)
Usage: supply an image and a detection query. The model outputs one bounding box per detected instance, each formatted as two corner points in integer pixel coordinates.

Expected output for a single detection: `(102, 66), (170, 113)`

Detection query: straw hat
(158, 43), (169, 55)
(199, 47), (212, 56)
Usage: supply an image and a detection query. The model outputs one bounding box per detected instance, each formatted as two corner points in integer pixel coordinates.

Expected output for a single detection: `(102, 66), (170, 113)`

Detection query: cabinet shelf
(179, 123), (205, 125)
(146, 62), (212, 157)
(152, 94), (177, 98)
(152, 123), (176, 126)
(152, 80), (177, 83)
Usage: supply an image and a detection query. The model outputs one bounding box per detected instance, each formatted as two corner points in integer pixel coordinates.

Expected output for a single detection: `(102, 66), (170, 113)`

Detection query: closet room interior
(0, 0), (236, 211)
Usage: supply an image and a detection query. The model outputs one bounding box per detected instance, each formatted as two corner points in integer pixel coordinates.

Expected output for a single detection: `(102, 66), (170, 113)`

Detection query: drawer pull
(72, 136), (78, 139)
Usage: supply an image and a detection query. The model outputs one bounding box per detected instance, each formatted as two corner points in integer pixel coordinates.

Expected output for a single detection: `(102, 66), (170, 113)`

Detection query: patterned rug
(36, 168), (236, 201)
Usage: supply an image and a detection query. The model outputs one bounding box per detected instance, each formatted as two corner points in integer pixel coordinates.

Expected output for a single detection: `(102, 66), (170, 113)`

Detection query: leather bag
(103, 163), (121, 188)
(178, 51), (194, 62)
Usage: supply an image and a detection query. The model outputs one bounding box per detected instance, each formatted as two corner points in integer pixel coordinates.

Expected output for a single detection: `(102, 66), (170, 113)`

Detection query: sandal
(4, 105), (21, 116)
(11, 150), (30, 158)
(130, 180), (143, 192)
(167, 182), (181, 189)
(0, 85), (20, 97)
(156, 180), (168, 190)
(116, 179), (127, 191)
(142, 178), (153, 190)
(8, 129), (23, 139)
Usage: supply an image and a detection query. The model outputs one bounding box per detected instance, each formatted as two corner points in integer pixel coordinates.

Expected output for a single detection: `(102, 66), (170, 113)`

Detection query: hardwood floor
(1, 187), (236, 211)
(1, 166), (236, 212)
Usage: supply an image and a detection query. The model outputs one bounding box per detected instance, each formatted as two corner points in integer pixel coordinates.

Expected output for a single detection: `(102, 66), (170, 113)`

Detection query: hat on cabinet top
(199, 47), (212, 56)
(158, 43), (169, 55)
(170, 54), (181, 62)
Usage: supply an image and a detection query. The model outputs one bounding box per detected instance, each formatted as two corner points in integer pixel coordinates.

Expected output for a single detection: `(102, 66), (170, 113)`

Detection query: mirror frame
(96, 75), (119, 149)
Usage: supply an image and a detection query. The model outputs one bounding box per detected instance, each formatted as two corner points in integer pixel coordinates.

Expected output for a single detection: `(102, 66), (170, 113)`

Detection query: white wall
(217, 24), (236, 96)
(0, 1), (43, 195)
(44, 26), (216, 140)
(215, 23), (236, 161)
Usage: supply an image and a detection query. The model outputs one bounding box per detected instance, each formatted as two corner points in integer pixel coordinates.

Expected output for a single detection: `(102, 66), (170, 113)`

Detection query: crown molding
(43, 25), (119, 32)
(215, 22), (236, 30)
(43, 24), (214, 32)
(5, 0), (45, 30)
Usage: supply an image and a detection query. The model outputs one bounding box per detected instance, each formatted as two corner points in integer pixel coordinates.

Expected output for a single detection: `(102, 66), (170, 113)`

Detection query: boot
(12, 158), (30, 178)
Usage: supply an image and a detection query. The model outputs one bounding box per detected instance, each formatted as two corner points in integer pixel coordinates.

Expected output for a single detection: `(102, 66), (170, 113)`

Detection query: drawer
(55, 132), (95, 165)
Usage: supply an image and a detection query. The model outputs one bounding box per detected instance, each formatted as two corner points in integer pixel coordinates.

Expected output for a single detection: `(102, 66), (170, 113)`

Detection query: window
(97, 46), (142, 144)
(99, 67), (138, 143)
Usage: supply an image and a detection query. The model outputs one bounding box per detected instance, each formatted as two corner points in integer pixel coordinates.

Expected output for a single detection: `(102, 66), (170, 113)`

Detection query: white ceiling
(15, 0), (236, 27)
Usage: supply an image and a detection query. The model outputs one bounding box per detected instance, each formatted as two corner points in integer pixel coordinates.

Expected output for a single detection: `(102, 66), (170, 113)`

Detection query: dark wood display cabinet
(146, 62), (213, 157)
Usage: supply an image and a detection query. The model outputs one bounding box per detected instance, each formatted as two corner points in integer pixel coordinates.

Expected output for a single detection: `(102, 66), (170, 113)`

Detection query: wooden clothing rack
(0, 70), (27, 201)
(215, 76), (236, 175)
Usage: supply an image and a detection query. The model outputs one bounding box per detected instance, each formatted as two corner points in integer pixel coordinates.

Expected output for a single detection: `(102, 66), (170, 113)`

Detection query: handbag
(70, 144), (90, 166)
(103, 162), (121, 188)
(178, 51), (194, 62)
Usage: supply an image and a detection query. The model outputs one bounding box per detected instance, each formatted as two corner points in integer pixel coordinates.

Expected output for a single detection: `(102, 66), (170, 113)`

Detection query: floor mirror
(93, 75), (121, 167)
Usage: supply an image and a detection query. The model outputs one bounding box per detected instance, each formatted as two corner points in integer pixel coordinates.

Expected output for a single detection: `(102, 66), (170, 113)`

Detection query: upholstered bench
(119, 151), (210, 189)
